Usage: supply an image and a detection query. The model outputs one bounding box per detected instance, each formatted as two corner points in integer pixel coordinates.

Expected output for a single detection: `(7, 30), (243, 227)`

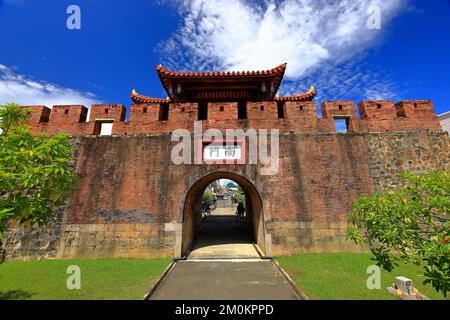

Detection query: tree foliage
(0, 103), (77, 237)
(0, 103), (30, 135)
(202, 191), (214, 206)
(234, 185), (245, 205)
(347, 171), (450, 297)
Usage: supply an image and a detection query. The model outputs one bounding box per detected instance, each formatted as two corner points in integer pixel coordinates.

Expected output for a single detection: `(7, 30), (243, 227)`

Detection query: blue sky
(0, 0), (449, 117)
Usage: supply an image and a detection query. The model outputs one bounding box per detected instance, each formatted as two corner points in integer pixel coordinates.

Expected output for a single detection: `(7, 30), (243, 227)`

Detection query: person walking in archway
(202, 201), (211, 217)
(235, 202), (245, 223)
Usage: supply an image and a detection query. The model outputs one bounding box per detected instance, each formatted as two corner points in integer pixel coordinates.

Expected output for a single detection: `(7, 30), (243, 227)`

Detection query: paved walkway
(209, 206), (237, 216)
(149, 260), (301, 300)
(148, 215), (302, 300)
(188, 216), (260, 260)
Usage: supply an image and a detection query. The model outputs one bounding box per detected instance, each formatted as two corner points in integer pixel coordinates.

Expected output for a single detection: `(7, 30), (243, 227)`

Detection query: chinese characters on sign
(203, 142), (244, 164)
(204, 144), (242, 161)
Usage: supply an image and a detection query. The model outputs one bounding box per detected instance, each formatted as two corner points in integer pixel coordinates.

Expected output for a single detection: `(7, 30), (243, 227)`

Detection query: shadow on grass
(0, 290), (35, 300)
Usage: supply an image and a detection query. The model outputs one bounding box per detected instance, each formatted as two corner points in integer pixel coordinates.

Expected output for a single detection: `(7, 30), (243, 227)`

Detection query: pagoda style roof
(131, 63), (316, 103)
(275, 86), (316, 102)
(130, 90), (170, 104)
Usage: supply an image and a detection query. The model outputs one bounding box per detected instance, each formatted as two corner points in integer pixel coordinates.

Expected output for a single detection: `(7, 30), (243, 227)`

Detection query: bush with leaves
(203, 191), (214, 206)
(347, 171), (450, 297)
(0, 103), (77, 240)
(234, 185), (245, 205)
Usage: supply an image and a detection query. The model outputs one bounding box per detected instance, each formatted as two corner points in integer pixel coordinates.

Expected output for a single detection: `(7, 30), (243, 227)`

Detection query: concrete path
(188, 216), (260, 260)
(148, 215), (301, 300)
(149, 260), (301, 300)
(210, 206), (237, 216)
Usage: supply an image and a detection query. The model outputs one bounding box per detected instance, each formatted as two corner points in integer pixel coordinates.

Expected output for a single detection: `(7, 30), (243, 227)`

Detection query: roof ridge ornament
(130, 89), (172, 104)
(275, 85), (316, 102)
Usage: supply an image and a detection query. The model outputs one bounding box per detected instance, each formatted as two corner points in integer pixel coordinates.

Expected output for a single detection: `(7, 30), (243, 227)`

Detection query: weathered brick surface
(4, 130), (449, 260)
(3, 100), (448, 260)
(57, 224), (175, 259)
(266, 221), (367, 254)
(22, 100), (443, 136)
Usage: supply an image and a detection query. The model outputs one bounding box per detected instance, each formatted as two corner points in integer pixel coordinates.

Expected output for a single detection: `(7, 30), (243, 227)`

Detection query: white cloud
(160, 0), (407, 79)
(0, 64), (101, 108)
(285, 56), (399, 102)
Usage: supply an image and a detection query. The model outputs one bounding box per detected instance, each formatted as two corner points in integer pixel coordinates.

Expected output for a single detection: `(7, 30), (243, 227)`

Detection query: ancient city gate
(4, 63), (450, 260)
(182, 172), (266, 256)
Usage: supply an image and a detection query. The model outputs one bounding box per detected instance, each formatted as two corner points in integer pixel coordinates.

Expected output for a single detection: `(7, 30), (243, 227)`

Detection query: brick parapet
(23, 100), (443, 136)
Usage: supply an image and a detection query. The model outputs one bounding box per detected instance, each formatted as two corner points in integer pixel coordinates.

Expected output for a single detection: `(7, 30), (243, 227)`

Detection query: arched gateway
(180, 172), (266, 258)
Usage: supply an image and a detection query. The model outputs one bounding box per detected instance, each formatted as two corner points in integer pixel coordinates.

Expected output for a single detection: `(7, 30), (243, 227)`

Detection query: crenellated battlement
(23, 99), (443, 136)
(22, 64), (443, 136)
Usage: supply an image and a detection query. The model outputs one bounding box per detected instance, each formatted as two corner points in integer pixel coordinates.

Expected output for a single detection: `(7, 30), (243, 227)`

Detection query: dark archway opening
(181, 172), (266, 259)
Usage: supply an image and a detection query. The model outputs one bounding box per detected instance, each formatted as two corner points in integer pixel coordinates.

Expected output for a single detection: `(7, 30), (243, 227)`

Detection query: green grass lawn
(277, 253), (449, 300)
(0, 258), (171, 300)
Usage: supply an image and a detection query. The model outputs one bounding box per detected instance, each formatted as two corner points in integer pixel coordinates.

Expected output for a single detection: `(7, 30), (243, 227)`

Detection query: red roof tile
(130, 90), (170, 104)
(156, 63), (287, 79)
(276, 86), (316, 102)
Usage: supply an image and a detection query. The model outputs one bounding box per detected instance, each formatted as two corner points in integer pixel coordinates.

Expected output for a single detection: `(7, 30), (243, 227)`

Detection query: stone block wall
(365, 132), (450, 190)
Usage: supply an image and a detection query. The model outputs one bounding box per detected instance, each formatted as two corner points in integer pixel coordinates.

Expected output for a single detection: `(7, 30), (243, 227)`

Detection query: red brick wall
(23, 99), (443, 136)
(64, 133), (375, 256)
(5, 129), (449, 259)
(52, 130), (448, 258)
(7, 99), (446, 259)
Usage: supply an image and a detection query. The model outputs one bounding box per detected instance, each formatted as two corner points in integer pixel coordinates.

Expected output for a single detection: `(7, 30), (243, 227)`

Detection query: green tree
(347, 171), (450, 297)
(0, 104), (77, 260)
(203, 191), (214, 206)
(0, 103), (30, 135)
(235, 185), (245, 205)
